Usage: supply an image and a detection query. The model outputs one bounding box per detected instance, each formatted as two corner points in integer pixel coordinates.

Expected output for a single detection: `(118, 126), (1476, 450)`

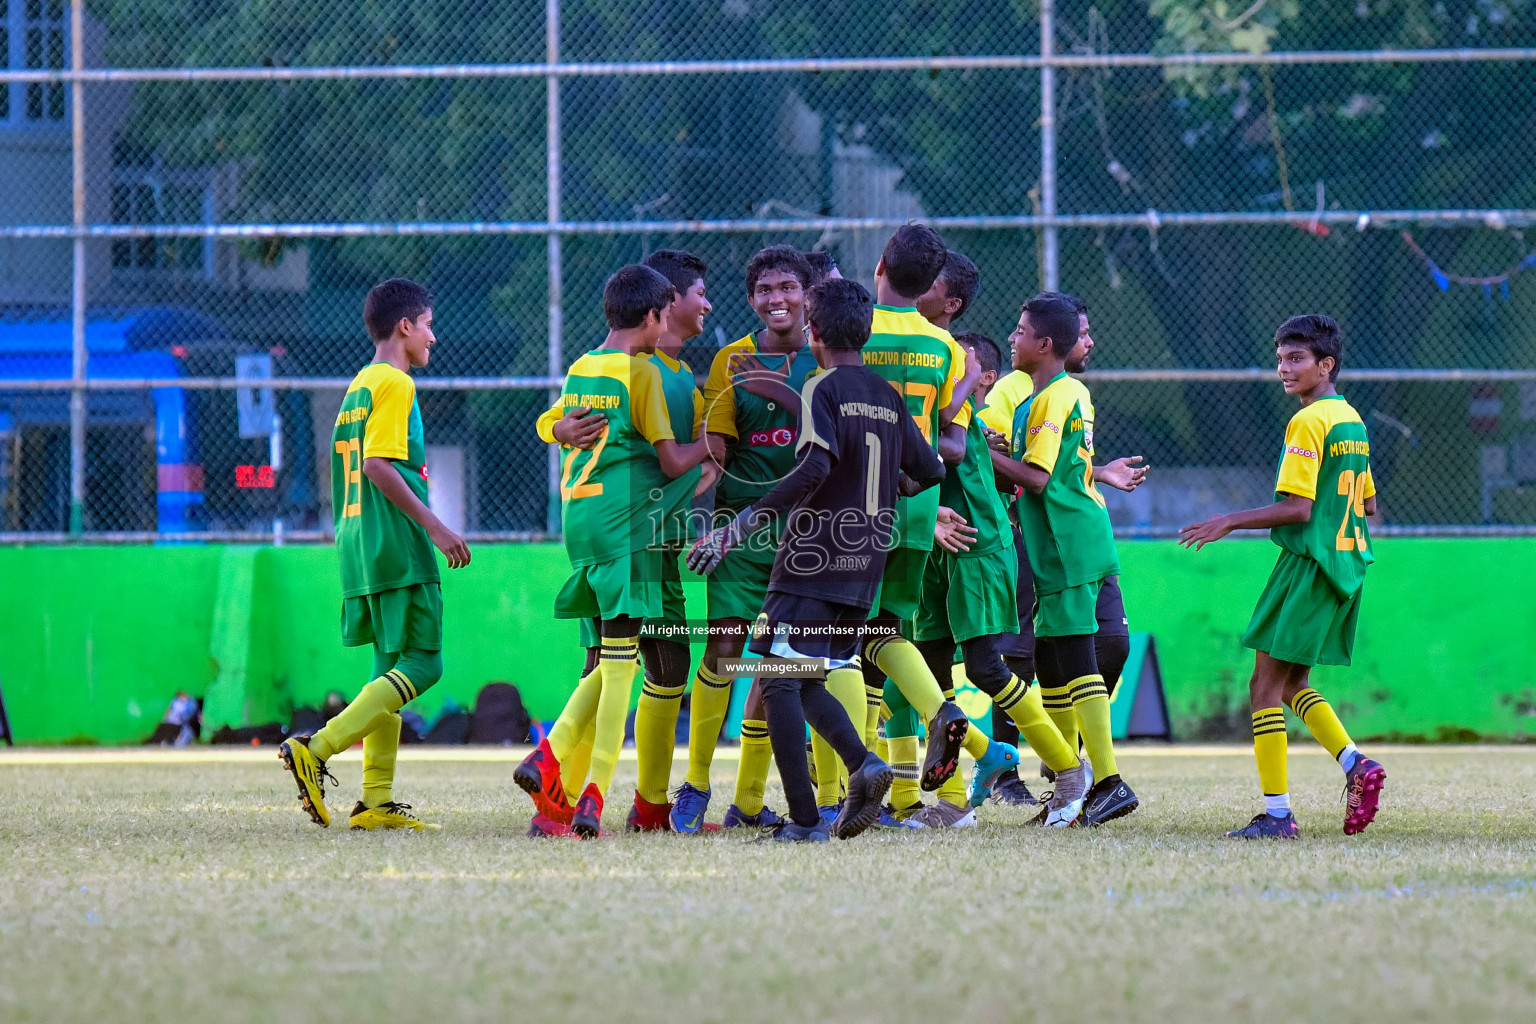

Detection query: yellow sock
(812, 733), (840, 807)
(308, 670), (416, 761)
(634, 677), (686, 804)
(732, 719), (772, 816)
(864, 679), (884, 750)
(1253, 708), (1288, 798)
(588, 635), (639, 796)
(548, 665), (601, 762)
(1071, 674), (1118, 779)
(874, 702), (890, 761)
(870, 636), (945, 721)
(562, 720), (595, 804)
(1039, 681), (1078, 752)
(1290, 688), (1352, 760)
(995, 676), (1078, 773)
(888, 734), (921, 811)
(360, 712), (401, 808)
(685, 664), (733, 790)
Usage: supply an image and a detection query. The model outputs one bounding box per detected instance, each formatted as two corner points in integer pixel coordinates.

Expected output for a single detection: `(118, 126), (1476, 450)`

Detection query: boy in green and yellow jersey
(990, 293), (1139, 826)
(534, 250), (719, 835)
(515, 265), (711, 838)
(668, 245), (820, 834)
(860, 226), (991, 801)
(1181, 314), (1385, 840)
(908, 331), (1086, 828)
(279, 278), (470, 832)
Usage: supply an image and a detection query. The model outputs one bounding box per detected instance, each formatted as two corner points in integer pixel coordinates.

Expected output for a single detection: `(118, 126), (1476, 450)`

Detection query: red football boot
(626, 792), (673, 832)
(514, 738), (573, 824)
(572, 783), (606, 839)
(527, 812), (573, 838)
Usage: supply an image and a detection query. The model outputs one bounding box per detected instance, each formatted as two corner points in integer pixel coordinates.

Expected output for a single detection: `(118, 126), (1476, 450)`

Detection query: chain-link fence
(2, 1), (1535, 540)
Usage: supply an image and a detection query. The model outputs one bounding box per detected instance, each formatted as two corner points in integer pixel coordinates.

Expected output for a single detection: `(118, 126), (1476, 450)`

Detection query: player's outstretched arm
(989, 449), (1050, 495)
(936, 422), (967, 466)
(687, 447), (833, 575)
(1178, 494), (1313, 551)
(938, 351), (983, 428)
(1095, 455), (1148, 492)
(654, 436), (712, 479)
(899, 408), (946, 491)
(362, 457), (471, 568)
(550, 406), (607, 449)
(726, 352), (802, 409)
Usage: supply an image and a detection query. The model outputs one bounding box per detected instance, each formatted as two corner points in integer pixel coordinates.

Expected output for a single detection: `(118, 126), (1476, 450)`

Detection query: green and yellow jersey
(1011, 372), (1118, 593)
(332, 362), (439, 598)
(1271, 394), (1375, 598)
(544, 347), (677, 566)
(648, 350), (706, 545)
(978, 368), (1032, 440)
(861, 305), (966, 551)
(941, 397), (1011, 560)
(702, 334), (820, 516)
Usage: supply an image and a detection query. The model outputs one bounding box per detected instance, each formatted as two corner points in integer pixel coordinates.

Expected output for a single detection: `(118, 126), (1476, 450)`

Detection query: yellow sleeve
(1361, 467), (1376, 500)
(361, 370), (413, 460)
(535, 398), (563, 445)
(1275, 411), (1327, 499)
(702, 345), (741, 438)
(978, 373), (1022, 438)
(691, 388), (705, 438)
(937, 338), (965, 414)
(953, 401), (973, 430)
(1022, 387), (1069, 473)
(632, 362), (675, 446)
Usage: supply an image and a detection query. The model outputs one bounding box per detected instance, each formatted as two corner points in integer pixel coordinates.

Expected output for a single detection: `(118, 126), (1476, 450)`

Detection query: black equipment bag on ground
(467, 682), (532, 745)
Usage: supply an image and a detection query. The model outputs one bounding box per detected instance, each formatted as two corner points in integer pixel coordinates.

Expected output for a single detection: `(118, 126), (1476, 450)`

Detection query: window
(2, 0), (67, 127)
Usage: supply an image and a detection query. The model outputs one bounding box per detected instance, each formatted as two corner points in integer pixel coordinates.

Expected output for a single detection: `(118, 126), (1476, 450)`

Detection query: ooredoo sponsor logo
(749, 427), (796, 447)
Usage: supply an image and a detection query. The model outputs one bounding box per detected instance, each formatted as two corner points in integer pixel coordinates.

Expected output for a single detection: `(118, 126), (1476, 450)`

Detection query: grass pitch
(3, 746), (1535, 1023)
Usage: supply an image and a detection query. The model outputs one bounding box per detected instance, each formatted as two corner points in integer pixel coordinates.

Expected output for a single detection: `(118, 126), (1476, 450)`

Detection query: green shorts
(872, 546), (930, 622)
(705, 534), (777, 623)
(913, 545), (1020, 644)
(1034, 579), (1102, 639)
(1242, 549), (1361, 667)
(579, 549), (689, 647)
(555, 548), (669, 624)
(342, 582), (443, 653)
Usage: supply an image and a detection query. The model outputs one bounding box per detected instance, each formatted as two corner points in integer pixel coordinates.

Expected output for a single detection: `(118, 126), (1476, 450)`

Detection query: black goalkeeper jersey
(766, 363), (944, 611)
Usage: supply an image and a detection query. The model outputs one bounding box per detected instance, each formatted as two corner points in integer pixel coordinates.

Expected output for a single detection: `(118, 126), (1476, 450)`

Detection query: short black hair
(363, 278), (434, 342)
(745, 244), (813, 296)
(938, 251), (979, 321)
(603, 264), (675, 330)
(804, 250), (840, 286)
(954, 331), (1001, 377)
(1275, 313), (1343, 381)
(807, 278), (874, 351)
(1022, 292), (1080, 359)
(643, 249), (707, 296)
(880, 224), (948, 299)
(1036, 290), (1087, 316)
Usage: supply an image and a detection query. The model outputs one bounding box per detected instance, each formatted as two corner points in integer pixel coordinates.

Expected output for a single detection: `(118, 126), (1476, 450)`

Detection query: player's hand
(430, 523), (472, 568)
(553, 406), (607, 449)
(934, 507), (979, 553)
(985, 429), (1010, 454)
(1178, 514), (1232, 551)
(728, 353), (790, 400)
(695, 458), (722, 496)
(706, 433), (729, 465)
(687, 519), (743, 575)
(1097, 456), (1148, 493)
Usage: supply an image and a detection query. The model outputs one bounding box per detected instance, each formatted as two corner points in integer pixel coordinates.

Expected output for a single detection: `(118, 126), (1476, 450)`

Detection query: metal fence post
(67, 0), (88, 535)
(1039, 0), (1059, 291)
(545, 0), (564, 536)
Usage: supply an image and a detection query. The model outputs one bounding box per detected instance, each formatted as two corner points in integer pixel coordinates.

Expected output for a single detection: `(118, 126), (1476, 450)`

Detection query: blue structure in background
(0, 308), (227, 534)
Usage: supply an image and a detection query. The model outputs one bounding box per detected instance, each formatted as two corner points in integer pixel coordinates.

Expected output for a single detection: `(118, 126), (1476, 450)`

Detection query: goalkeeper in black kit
(689, 278), (946, 842)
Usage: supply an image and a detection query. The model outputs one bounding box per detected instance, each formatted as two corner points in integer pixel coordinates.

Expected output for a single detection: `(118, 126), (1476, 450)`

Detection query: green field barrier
(1, 539), (1533, 744)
